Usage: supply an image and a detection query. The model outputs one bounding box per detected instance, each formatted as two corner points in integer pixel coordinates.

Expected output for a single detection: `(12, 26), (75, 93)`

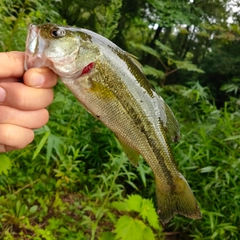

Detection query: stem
(13, 179), (40, 195)
(90, 156), (124, 240)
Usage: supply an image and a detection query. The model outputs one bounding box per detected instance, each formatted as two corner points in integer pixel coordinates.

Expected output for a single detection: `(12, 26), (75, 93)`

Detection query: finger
(0, 145), (18, 153)
(0, 124), (34, 150)
(0, 51), (25, 78)
(0, 77), (20, 83)
(0, 82), (54, 110)
(24, 67), (58, 88)
(0, 106), (49, 128)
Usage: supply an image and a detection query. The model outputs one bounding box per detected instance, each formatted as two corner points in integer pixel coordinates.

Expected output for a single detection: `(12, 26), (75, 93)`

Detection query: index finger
(0, 51), (25, 78)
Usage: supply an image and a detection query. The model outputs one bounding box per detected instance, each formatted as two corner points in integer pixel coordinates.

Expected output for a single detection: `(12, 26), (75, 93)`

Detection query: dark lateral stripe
(96, 60), (175, 192)
(112, 48), (154, 98)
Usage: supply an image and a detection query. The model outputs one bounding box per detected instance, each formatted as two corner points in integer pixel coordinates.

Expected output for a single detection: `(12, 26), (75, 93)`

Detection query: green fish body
(25, 23), (201, 224)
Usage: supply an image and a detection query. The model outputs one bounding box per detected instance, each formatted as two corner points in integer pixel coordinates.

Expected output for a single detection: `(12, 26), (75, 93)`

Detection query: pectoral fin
(116, 136), (140, 167)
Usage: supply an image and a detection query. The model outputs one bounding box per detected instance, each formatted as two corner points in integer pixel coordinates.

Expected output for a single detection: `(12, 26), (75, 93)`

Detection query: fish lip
(25, 24), (48, 70)
(25, 24), (38, 70)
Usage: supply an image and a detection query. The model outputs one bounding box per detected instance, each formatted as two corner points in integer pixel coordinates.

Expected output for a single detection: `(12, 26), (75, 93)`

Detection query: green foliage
(133, 41), (203, 86)
(0, 0), (62, 52)
(0, 154), (12, 175)
(95, 0), (122, 39)
(221, 78), (240, 95)
(110, 195), (162, 239)
(1, 0), (240, 239)
(112, 194), (161, 231)
(161, 84), (240, 239)
(114, 216), (155, 240)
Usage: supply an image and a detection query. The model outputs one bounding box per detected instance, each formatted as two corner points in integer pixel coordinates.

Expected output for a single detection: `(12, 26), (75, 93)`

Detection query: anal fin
(116, 136), (140, 167)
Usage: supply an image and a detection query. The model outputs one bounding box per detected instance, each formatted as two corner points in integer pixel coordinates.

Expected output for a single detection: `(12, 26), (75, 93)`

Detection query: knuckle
(0, 124), (34, 149)
(0, 145), (7, 153)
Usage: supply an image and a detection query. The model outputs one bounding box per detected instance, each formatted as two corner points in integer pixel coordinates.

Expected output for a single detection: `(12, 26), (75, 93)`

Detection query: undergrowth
(0, 1), (240, 239)
(1, 81), (239, 239)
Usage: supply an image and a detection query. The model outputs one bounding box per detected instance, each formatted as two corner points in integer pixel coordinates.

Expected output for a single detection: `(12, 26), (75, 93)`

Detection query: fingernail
(0, 87), (6, 102)
(30, 72), (44, 87)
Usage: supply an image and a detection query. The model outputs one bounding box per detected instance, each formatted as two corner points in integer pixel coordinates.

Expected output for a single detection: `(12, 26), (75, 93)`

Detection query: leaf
(28, 205), (38, 215)
(200, 166), (216, 173)
(142, 226), (155, 240)
(32, 131), (50, 160)
(111, 201), (129, 212)
(140, 199), (160, 230)
(137, 161), (147, 187)
(114, 216), (148, 240)
(126, 194), (142, 213)
(46, 133), (64, 166)
(142, 65), (165, 79)
(133, 43), (161, 59)
(173, 59), (204, 73)
(0, 154), (12, 175)
(155, 40), (174, 56)
(224, 135), (240, 141)
(220, 83), (239, 95)
(99, 232), (116, 240)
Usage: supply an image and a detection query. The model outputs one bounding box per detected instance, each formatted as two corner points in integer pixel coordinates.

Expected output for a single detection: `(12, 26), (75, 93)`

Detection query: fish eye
(50, 27), (66, 38)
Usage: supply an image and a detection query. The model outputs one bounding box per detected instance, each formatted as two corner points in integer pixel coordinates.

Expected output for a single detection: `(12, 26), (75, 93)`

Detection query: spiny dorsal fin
(126, 52), (144, 73)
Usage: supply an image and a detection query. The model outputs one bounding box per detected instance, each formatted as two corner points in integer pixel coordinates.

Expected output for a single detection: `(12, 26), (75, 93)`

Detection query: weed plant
(0, 1), (240, 239)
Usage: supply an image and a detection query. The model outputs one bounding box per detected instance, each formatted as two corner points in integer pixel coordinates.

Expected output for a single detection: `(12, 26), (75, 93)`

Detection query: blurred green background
(0, 0), (239, 239)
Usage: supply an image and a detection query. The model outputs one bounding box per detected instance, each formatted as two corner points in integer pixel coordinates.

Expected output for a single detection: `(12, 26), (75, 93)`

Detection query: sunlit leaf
(140, 199), (160, 230)
(115, 216), (153, 240)
(0, 154), (11, 175)
(99, 232), (116, 240)
(126, 194), (142, 213)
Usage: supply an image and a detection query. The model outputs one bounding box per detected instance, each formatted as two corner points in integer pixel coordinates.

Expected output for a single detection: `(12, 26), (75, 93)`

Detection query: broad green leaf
(126, 194), (142, 213)
(111, 201), (129, 212)
(142, 226), (155, 240)
(99, 232), (116, 240)
(140, 199), (160, 230)
(0, 154), (11, 175)
(114, 216), (146, 240)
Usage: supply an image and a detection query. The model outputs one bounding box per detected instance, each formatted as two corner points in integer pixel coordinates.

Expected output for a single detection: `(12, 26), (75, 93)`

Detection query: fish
(25, 23), (201, 224)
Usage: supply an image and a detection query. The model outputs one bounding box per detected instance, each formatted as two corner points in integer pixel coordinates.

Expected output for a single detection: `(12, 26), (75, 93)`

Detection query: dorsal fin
(126, 52), (144, 73)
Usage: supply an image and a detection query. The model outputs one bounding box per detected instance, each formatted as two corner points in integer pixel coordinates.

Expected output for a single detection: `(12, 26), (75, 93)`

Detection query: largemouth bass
(25, 23), (201, 224)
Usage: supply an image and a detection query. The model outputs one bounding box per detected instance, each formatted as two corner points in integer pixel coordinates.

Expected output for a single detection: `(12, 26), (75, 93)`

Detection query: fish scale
(25, 23), (201, 224)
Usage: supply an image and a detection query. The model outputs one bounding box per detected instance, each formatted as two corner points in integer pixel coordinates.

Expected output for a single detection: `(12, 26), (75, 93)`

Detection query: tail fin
(155, 173), (201, 224)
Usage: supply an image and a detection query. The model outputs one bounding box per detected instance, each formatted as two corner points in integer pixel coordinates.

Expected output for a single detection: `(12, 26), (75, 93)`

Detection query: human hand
(0, 51), (57, 152)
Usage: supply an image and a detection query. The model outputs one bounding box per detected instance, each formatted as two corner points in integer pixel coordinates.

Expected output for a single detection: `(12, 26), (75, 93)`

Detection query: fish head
(25, 23), (101, 79)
